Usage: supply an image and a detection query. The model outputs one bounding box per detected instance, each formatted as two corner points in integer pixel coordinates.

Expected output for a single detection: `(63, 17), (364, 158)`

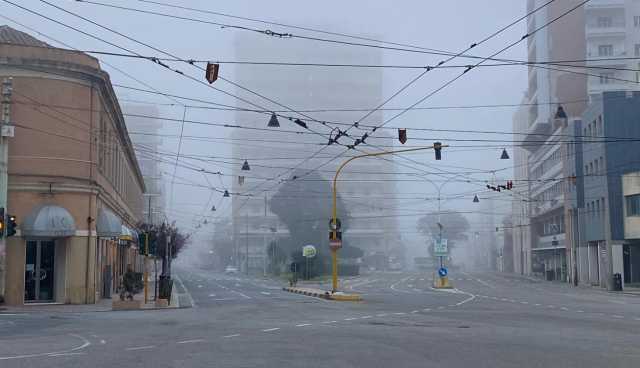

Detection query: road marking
(411, 310), (419, 314)
(419, 278), (425, 281)
(177, 339), (205, 344)
(262, 328), (280, 332)
(296, 323), (312, 327)
(612, 315), (624, 319)
(322, 321), (338, 324)
(0, 333), (90, 361)
(260, 292), (271, 295)
(175, 274), (196, 308)
(48, 352), (87, 357)
(223, 334), (240, 338)
(361, 315), (373, 319)
(100, 340), (106, 344)
(231, 290), (252, 299)
(197, 285), (203, 288)
(534, 303), (541, 306)
(125, 345), (155, 351)
(576, 310), (584, 313)
(520, 301), (529, 305)
(423, 308), (431, 312)
(214, 298), (235, 301)
(547, 305), (555, 308)
(394, 312), (406, 315)
(560, 307), (569, 311)
(208, 294), (216, 297)
(345, 317), (357, 321)
(437, 306), (445, 310)
(0, 313), (24, 316)
(633, 317), (640, 321)
(501, 298), (508, 301)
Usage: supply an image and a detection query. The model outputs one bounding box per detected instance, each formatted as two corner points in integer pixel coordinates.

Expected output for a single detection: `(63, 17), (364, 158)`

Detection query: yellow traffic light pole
(331, 144), (446, 293)
(144, 233), (149, 304)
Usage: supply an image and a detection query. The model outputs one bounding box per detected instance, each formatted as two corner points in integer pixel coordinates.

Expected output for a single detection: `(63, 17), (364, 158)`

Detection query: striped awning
(96, 208), (122, 237)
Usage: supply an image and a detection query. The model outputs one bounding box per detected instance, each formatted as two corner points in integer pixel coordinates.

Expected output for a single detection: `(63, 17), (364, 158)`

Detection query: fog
(2, 0), (527, 270)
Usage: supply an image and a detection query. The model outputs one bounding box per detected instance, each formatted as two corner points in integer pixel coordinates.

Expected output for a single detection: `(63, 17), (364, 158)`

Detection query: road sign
(303, 245), (317, 258)
(438, 267), (448, 277)
(433, 238), (448, 257)
(329, 239), (342, 250)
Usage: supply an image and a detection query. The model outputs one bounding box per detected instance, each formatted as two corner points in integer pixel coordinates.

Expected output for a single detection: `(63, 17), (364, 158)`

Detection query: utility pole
(331, 144), (446, 292)
(0, 78), (13, 300)
(245, 212), (249, 275)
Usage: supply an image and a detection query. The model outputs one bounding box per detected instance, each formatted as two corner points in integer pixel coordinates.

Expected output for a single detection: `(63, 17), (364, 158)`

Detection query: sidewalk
(0, 277), (185, 314)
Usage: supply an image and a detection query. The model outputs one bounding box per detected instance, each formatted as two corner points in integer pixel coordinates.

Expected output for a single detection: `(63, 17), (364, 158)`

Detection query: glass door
(24, 240), (55, 303)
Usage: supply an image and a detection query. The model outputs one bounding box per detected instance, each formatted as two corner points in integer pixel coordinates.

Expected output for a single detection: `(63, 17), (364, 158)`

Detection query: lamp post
(331, 144), (447, 293)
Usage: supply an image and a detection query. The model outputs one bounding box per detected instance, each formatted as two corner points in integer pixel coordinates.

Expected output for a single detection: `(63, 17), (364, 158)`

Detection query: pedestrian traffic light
(433, 142), (442, 160)
(6, 214), (17, 237)
(138, 233), (148, 255)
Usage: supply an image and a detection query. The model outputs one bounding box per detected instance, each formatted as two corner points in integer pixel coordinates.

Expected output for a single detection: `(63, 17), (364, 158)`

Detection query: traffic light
(0, 207), (4, 237)
(506, 180), (514, 190)
(6, 214), (17, 237)
(138, 233), (148, 255)
(433, 142), (442, 160)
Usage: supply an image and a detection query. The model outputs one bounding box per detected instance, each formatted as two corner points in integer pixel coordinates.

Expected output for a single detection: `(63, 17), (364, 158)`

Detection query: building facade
(585, 0), (640, 96)
(0, 26), (145, 305)
(521, 0), (587, 281)
(578, 91), (640, 288)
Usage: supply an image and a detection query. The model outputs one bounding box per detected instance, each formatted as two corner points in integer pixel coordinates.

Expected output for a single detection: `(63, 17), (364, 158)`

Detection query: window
(598, 44), (613, 57)
(600, 157), (604, 174)
(635, 15), (640, 27)
(585, 165), (589, 175)
(600, 72), (614, 84)
(595, 199), (600, 216)
(590, 162), (593, 174)
(626, 194), (640, 216)
(636, 44), (640, 57)
(594, 159), (599, 174)
(597, 16), (612, 28)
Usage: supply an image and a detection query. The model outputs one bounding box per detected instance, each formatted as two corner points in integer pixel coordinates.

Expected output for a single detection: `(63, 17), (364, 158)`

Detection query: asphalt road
(1, 267), (639, 367)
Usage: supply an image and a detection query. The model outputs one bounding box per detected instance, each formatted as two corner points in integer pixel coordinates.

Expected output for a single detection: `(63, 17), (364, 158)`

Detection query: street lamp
(267, 113), (280, 128)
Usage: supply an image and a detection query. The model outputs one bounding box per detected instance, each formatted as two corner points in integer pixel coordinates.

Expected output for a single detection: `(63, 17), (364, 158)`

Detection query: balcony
(586, 25), (626, 37)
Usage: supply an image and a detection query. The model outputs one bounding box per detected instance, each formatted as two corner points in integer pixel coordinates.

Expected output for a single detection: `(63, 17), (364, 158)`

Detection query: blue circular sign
(438, 267), (448, 277)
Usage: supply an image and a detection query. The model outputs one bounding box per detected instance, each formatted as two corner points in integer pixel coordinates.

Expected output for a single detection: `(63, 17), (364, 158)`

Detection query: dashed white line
(376, 313), (388, 317)
(633, 317), (640, 321)
(48, 352), (87, 357)
(260, 292), (271, 295)
(344, 317), (357, 321)
(177, 339), (205, 344)
(208, 294), (216, 297)
(576, 310), (584, 313)
(394, 312), (407, 315)
(262, 328), (280, 332)
(322, 321), (338, 324)
(423, 308), (431, 312)
(125, 345), (155, 351)
(547, 305), (555, 308)
(231, 290), (252, 299)
(437, 306), (445, 310)
(223, 334), (240, 338)
(612, 315), (624, 319)
(534, 303), (541, 306)
(295, 323), (312, 327)
(560, 307), (569, 311)
(520, 301), (529, 305)
(411, 310), (419, 314)
(361, 315), (372, 319)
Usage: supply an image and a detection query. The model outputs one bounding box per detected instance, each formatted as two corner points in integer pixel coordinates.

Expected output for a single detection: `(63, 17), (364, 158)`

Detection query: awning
(120, 225), (134, 241)
(21, 204), (76, 238)
(96, 208), (122, 237)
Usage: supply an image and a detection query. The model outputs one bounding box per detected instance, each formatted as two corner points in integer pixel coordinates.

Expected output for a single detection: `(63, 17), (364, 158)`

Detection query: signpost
(302, 245), (317, 280)
(433, 238), (448, 257)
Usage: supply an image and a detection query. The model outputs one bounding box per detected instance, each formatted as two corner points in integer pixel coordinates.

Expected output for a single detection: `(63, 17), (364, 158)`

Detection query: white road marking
(547, 305), (555, 308)
(419, 278), (425, 281)
(360, 315), (372, 319)
(322, 321), (338, 324)
(296, 323), (312, 327)
(262, 328), (280, 332)
(0, 313), (24, 316)
(520, 301), (529, 305)
(612, 315), (624, 319)
(197, 285), (203, 288)
(560, 307), (569, 311)
(231, 290), (252, 299)
(260, 292), (271, 295)
(534, 304), (541, 306)
(411, 310), (419, 314)
(576, 310), (584, 313)
(394, 312), (407, 315)
(48, 352), (87, 357)
(633, 317), (640, 321)
(376, 313), (388, 317)
(423, 308), (431, 312)
(0, 333), (90, 361)
(437, 306), (445, 309)
(175, 275), (196, 308)
(214, 298), (235, 301)
(208, 294), (216, 297)
(223, 334), (240, 338)
(125, 345), (155, 351)
(100, 340), (106, 345)
(345, 317), (357, 321)
(177, 339), (205, 344)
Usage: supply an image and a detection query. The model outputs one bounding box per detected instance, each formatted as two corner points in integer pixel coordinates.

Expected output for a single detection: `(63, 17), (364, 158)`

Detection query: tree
(417, 211), (470, 258)
(269, 170), (351, 274)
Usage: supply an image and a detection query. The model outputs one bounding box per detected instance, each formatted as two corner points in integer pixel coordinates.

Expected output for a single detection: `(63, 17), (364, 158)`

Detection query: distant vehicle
(225, 265), (238, 274)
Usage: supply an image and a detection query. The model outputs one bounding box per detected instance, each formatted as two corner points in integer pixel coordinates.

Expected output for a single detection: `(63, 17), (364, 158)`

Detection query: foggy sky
(1, 0), (527, 251)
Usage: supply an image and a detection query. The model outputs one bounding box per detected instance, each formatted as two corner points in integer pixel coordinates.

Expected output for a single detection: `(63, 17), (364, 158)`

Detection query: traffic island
(282, 287), (362, 301)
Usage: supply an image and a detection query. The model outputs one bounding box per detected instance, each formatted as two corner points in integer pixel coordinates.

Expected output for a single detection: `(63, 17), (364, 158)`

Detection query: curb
(282, 287), (362, 301)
